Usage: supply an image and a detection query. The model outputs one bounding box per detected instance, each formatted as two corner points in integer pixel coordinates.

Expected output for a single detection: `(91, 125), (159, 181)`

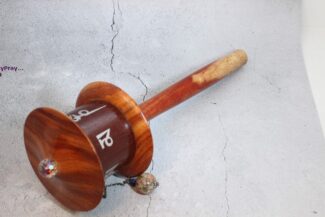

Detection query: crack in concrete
(218, 114), (230, 217)
(117, 0), (122, 16)
(146, 194), (152, 217)
(126, 72), (153, 217)
(108, 4), (153, 216)
(110, 0), (121, 73)
(127, 72), (149, 102)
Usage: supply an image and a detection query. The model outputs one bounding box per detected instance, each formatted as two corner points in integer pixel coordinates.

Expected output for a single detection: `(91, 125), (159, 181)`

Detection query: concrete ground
(0, 0), (324, 216)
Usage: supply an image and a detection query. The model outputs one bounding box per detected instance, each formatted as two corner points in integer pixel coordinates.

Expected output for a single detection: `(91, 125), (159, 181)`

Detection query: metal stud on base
(38, 159), (57, 178)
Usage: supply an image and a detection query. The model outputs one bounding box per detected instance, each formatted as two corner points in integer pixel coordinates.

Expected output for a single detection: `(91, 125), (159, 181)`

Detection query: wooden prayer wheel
(24, 50), (248, 211)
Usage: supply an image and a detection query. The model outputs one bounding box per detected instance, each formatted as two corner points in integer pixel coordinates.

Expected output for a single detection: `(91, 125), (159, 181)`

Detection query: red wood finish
(24, 108), (104, 211)
(140, 50), (248, 120)
(67, 102), (135, 173)
(76, 82), (153, 177)
(24, 98), (145, 211)
(23, 49), (248, 211)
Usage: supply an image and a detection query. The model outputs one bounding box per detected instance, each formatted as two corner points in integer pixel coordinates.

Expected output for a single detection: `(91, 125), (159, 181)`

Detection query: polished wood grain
(24, 107), (104, 211)
(67, 102), (135, 173)
(140, 50), (248, 120)
(24, 49), (248, 211)
(76, 82), (153, 178)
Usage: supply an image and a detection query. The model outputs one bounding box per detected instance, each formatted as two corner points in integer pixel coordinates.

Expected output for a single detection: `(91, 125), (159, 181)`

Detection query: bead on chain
(103, 173), (159, 198)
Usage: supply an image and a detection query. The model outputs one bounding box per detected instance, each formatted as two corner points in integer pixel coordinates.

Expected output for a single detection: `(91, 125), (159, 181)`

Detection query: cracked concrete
(108, 0), (150, 104)
(145, 160), (155, 217)
(1, 0), (325, 217)
(109, 0), (121, 73)
(218, 114), (230, 217)
(127, 72), (149, 102)
(146, 194), (152, 217)
(107, 4), (153, 216)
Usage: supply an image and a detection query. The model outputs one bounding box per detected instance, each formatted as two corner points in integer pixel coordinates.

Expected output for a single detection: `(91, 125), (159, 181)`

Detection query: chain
(103, 180), (128, 198)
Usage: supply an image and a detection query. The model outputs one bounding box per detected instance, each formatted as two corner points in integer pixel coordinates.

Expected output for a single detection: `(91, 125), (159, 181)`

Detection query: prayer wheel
(24, 50), (248, 211)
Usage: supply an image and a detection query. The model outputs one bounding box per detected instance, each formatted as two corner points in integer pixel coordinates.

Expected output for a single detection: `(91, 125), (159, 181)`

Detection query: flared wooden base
(24, 82), (153, 211)
(24, 108), (105, 211)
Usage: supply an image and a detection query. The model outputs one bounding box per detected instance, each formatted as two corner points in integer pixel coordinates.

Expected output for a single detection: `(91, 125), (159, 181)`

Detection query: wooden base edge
(76, 81), (154, 177)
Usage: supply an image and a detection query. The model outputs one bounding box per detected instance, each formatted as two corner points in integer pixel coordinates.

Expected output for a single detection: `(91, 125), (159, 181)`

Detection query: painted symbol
(69, 105), (106, 122)
(96, 128), (113, 149)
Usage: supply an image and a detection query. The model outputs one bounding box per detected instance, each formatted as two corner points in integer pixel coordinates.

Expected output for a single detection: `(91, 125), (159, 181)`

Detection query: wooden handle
(140, 49), (248, 120)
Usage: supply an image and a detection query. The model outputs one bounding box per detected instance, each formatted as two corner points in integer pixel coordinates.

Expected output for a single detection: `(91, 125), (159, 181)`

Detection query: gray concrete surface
(1, 0), (325, 216)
